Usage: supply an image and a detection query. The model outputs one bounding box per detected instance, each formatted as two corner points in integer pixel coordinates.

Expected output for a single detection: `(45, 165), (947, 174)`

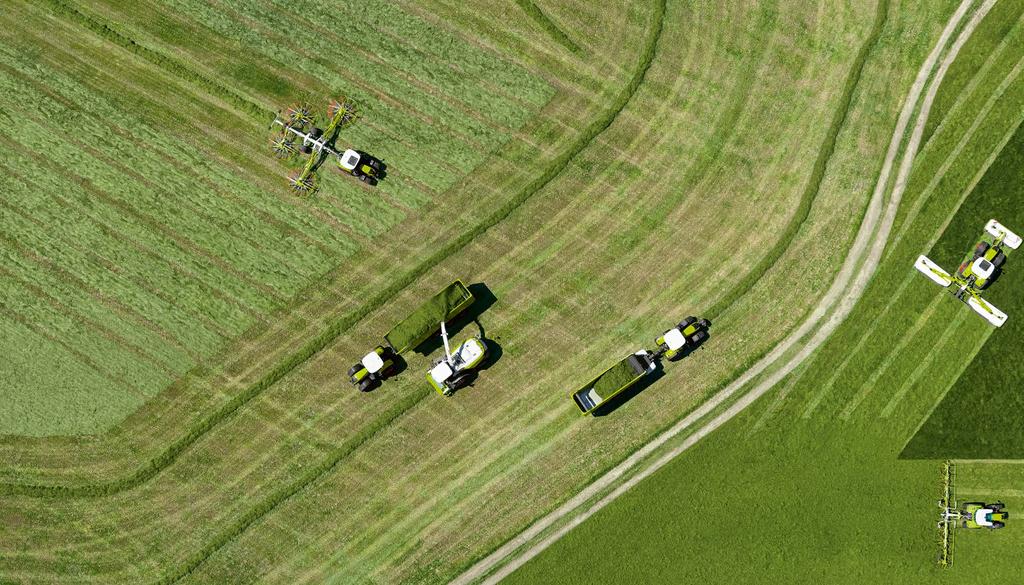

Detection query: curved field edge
(456, 0), (979, 580)
(498, 4), (1024, 583)
(0, 0), (663, 496)
(101, 5), (672, 582)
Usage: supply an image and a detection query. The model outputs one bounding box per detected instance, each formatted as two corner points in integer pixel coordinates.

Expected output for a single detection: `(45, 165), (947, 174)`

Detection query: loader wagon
(571, 351), (657, 415)
(384, 280), (475, 355)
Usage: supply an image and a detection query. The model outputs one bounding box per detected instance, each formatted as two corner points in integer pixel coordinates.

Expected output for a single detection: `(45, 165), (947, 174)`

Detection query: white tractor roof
(339, 149), (360, 171)
(663, 328), (686, 350)
(430, 361), (454, 385)
(975, 508), (994, 527)
(972, 257), (995, 279)
(361, 351), (385, 374)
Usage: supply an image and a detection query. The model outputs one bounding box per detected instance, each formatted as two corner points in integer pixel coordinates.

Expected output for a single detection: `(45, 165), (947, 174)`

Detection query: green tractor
(347, 345), (398, 392)
(338, 149), (386, 185)
(960, 502), (1008, 530)
(654, 316), (711, 360)
(915, 219), (1021, 327)
(426, 321), (488, 396)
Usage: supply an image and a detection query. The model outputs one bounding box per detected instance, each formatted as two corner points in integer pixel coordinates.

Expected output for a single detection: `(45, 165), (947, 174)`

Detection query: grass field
(505, 2), (1024, 581)
(1, 0), (1021, 584)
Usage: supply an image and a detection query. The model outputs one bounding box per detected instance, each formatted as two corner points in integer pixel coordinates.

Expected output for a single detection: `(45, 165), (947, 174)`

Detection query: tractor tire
(679, 316), (697, 329)
(369, 159), (383, 171)
(992, 252), (1006, 268)
(358, 378), (375, 393)
(698, 318), (711, 329)
(310, 127), (324, 140)
(974, 241), (990, 258)
(347, 363), (362, 378)
(450, 372), (471, 389)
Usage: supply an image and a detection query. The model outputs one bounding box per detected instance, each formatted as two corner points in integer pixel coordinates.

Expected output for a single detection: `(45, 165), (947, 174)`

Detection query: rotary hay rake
(271, 98), (358, 194)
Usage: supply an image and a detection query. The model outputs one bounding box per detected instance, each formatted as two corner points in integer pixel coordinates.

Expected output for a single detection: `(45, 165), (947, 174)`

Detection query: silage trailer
(349, 280), (476, 391)
(571, 351), (658, 415)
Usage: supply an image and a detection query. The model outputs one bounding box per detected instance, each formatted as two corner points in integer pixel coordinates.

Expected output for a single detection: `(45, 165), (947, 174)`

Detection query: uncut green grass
(901, 121), (1024, 459)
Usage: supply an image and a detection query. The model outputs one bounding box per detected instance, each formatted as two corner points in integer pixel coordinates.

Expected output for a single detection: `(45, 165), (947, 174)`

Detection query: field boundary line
(450, 1), (981, 582)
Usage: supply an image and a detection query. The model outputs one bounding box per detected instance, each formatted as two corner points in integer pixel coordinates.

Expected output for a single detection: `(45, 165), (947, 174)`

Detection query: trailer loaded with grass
(571, 317), (712, 415)
(348, 280), (476, 392)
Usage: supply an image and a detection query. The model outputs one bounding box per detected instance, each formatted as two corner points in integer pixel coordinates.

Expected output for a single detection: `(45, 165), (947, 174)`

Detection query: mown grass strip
(453, 0), (892, 579)
(43, 0), (270, 121)
(515, 0), (582, 54)
(705, 0), (890, 321)
(0, 0), (666, 499)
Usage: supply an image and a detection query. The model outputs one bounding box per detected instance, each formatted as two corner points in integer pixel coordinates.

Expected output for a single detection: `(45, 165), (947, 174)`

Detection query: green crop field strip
(2, 0), (1023, 584)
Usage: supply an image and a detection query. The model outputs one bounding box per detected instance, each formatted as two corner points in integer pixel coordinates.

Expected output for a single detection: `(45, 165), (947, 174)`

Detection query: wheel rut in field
(451, 1), (990, 582)
(0, 0), (666, 498)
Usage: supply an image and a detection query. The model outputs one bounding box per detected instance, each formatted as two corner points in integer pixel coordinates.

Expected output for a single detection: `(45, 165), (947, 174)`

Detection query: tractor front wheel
(347, 363), (362, 378)
(975, 241), (990, 258)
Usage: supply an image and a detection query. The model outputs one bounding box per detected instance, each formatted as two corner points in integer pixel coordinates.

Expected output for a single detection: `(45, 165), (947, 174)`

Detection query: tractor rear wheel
(975, 241), (990, 258)
(358, 378), (375, 392)
(679, 316), (697, 329)
(347, 364), (362, 378)
(992, 252), (1006, 268)
(450, 372), (472, 389)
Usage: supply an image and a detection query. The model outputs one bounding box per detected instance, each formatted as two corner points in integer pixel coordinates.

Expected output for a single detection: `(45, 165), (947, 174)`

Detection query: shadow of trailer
(571, 351), (658, 415)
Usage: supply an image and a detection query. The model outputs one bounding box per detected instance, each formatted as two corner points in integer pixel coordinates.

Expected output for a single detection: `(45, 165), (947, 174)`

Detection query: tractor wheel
(974, 241), (990, 258)
(450, 372), (472, 389)
(698, 318), (711, 329)
(679, 316), (697, 329)
(991, 502), (1004, 511)
(992, 252), (1006, 268)
(347, 363), (362, 378)
(369, 159), (383, 172)
(358, 378), (375, 393)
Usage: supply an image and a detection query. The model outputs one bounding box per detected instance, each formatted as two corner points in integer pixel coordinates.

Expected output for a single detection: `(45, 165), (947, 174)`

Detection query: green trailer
(571, 351), (657, 415)
(349, 280), (475, 391)
(384, 280), (475, 354)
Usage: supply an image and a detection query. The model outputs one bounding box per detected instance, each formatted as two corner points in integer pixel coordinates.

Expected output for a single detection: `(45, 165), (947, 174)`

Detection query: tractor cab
(425, 322), (488, 396)
(339, 149), (361, 171)
(961, 502), (1007, 529)
(338, 149), (385, 184)
(348, 345), (395, 392)
(655, 316), (711, 360)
